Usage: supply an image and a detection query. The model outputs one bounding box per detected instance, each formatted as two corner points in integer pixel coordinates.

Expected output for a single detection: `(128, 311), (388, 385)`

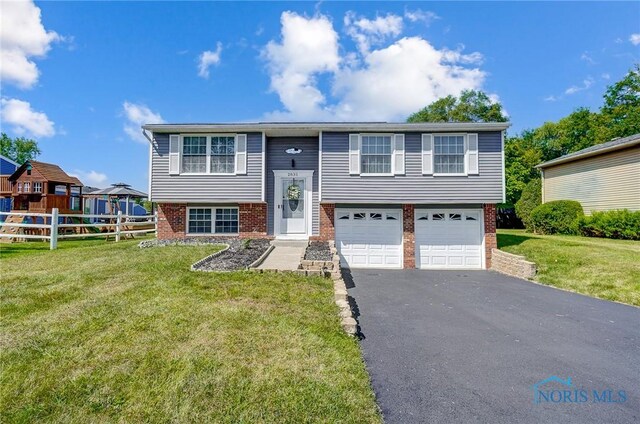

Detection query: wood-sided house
(9, 160), (83, 214)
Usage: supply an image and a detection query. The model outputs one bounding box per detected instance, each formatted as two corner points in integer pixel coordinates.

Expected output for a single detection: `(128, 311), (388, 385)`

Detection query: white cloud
(565, 77), (594, 95)
(404, 8), (440, 26)
(630, 33), (640, 46)
(344, 11), (403, 54)
(122, 101), (165, 144)
(601, 73), (610, 80)
(197, 42), (222, 78)
(544, 95), (559, 102)
(580, 52), (597, 65)
(0, 0), (61, 89)
(69, 170), (108, 187)
(263, 11), (487, 121)
(0, 97), (55, 137)
(263, 12), (341, 119)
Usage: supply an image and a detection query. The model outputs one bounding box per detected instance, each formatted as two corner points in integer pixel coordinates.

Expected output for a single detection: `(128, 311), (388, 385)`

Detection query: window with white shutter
(421, 134), (433, 175)
(235, 134), (247, 175)
(169, 135), (180, 175)
(393, 134), (405, 175)
(467, 133), (479, 175)
(349, 134), (361, 175)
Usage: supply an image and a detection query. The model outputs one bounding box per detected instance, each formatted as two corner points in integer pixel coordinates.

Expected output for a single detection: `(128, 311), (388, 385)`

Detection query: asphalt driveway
(347, 270), (639, 424)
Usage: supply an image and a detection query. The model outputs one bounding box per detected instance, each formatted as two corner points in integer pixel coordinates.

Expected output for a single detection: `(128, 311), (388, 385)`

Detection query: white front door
(274, 171), (313, 237)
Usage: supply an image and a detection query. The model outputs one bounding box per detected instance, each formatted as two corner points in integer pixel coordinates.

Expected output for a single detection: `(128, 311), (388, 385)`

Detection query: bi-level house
(143, 122), (509, 270)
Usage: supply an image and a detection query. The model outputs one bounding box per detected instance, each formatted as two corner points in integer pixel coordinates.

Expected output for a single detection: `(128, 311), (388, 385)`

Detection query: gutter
(536, 138), (640, 169)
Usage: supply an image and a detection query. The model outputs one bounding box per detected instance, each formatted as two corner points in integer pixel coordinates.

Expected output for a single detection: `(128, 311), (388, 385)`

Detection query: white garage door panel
(335, 209), (403, 269)
(416, 209), (483, 270)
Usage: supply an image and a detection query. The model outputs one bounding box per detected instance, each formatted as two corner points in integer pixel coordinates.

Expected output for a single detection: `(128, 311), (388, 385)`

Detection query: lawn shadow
(497, 232), (537, 249)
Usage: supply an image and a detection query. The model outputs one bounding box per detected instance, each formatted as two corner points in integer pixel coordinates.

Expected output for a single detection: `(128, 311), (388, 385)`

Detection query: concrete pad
(257, 241), (306, 271)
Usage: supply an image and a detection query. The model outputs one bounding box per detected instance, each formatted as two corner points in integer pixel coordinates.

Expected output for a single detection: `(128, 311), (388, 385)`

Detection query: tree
(0, 133), (41, 164)
(600, 64), (640, 139)
(407, 90), (509, 123)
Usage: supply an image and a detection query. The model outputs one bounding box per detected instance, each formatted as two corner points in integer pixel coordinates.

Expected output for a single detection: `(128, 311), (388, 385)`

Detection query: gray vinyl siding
(150, 132), (262, 202)
(543, 146), (640, 214)
(321, 131), (503, 203)
(266, 137), (319, 235)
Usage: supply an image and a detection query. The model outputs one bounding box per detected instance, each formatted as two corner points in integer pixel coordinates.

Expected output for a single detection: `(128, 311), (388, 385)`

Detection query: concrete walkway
(257, 240), (307, 271)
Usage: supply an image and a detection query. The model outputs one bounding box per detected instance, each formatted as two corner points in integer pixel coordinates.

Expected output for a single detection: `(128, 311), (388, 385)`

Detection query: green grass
(0, 239), (380, 423)
(498, 229), (640, 306)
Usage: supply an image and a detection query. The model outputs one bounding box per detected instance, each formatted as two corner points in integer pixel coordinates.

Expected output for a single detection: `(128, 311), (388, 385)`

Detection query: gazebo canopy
(84, 182), (147, 198)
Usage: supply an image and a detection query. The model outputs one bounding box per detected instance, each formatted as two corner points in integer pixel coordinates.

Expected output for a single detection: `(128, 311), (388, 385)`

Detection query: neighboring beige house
(536, 133), (640, 215)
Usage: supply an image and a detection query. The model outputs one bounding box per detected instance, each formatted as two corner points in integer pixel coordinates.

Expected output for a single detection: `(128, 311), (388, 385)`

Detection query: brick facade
(483, 203), (497, 268)
(312, 203), (335, 241)
(238, 202), (268, 238)
(402, 204), (416, 269)
(156, 202), (268, 240)
(157, 203), (186, 240)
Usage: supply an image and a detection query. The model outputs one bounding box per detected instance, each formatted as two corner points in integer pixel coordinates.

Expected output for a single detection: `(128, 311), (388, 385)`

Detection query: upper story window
(361, 135), (392, 174)
(211, 136), (235, 174)
(182, 136), (207, 173)
(33, 182), (42, 193)
(23, 182), (30, 192)
(434, 135), (465, 174)
(17, 182), (22, 192)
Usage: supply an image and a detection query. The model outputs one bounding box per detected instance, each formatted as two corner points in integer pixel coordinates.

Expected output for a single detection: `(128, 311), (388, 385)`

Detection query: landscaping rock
(304, 241), (332, 261)
(192, 239), (271, 272)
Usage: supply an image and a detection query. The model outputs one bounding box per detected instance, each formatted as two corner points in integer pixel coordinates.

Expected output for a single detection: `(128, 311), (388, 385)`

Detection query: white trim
(185, 206), (240, 236)
(261, 132), (266, 202)
(179, 133), (238, 176)
(144, 122), (511, 133)
(273, 170), (314, 238)
(432, 133), (468, 176)
(360, 133), (394, 176)
(318, 130), (322, 202)
(481, 207), (486, 270)
(540, 169), (545, 203)
(501, 130), (506, 203)
(147, 136), (153, 201)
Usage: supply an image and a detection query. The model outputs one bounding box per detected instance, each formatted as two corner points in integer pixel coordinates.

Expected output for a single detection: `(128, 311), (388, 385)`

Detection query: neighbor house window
(210, 136), (235, 173)
(187, 207), (239, 234)
(33, 182), (42, 193)
(23, 182), (30, 192)
(17, 182), (22, 192)
(434, 135), (465, 174)
(182, 136), (207, 173)
(361, 135), (392, 174)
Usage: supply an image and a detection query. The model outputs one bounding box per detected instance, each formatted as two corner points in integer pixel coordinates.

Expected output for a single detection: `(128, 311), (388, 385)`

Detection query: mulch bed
(304, 241), (332, 261)
(192, 239), (272, 271)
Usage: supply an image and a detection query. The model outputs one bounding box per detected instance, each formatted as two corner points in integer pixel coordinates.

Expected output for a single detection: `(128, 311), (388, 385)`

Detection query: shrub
(515, 178), (541, 231)
(577, 209), (640, 240)
(530, 200), (584, 235)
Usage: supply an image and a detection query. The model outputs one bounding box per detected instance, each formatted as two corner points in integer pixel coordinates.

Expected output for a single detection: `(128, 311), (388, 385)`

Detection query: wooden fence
(0, 208), (157, 250)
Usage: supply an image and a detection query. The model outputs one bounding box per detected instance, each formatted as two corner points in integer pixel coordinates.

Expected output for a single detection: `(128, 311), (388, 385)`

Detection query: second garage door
(415, 209), (484, 269)
(335, 208), (403, 269)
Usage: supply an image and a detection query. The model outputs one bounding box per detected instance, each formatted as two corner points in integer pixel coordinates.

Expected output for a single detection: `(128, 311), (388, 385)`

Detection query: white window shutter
(235, 134), (247, 175)
(169, 135), (180, 175)
(393, 134), (405, 175)
(349, 134), (361, 175)
(421, 134), (433, 175)
(467, 133), (479, 175)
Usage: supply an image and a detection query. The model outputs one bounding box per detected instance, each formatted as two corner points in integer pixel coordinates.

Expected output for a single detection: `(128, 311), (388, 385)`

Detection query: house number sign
(285, 148), (303, 154)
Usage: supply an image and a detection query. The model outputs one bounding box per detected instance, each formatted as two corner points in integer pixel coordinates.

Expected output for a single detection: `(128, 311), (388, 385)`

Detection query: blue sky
(1, 1), (638, 191)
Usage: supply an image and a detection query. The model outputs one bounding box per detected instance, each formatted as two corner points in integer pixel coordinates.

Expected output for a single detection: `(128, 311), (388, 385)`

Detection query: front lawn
(498, 229), (640, 306)
(0, 240), (380, 423)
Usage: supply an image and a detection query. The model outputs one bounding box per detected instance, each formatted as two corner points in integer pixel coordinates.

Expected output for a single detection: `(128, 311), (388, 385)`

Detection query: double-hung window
(23, 182), (30, 192)
(434, 135), (465, 174)
(187, 207), (239, 235)
(34, 182), (42, 193)
(211, 136), (235, 173)
(361, 135), (392, 174)
(182, 136), (207, 173)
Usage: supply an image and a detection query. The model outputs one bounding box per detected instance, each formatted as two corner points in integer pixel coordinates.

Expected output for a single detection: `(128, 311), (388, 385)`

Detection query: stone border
(324, 241), (358, 335)
(190, 244), (231, 272)
(491, 248), (537, 280)
(248, 244), (276, 269)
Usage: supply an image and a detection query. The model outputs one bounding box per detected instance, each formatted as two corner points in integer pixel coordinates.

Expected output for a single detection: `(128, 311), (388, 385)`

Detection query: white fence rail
(0, 208), (157, 250)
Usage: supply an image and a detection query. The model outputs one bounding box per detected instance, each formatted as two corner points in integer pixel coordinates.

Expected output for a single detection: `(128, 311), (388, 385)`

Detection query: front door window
(282, 178), (305, 219)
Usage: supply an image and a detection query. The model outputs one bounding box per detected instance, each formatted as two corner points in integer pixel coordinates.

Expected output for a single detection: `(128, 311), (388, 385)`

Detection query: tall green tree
(0, 133), (41, 164)
(407, 90), (509, 123)
(599, 64), (640, 139)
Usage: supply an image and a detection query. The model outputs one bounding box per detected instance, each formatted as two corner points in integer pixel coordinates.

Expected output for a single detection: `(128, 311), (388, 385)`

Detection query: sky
(1, 1), (638, 191)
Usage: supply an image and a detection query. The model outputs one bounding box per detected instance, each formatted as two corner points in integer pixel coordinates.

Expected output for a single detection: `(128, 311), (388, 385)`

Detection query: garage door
(335, 208), (403, 269)
(415, 209), (483, 269)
